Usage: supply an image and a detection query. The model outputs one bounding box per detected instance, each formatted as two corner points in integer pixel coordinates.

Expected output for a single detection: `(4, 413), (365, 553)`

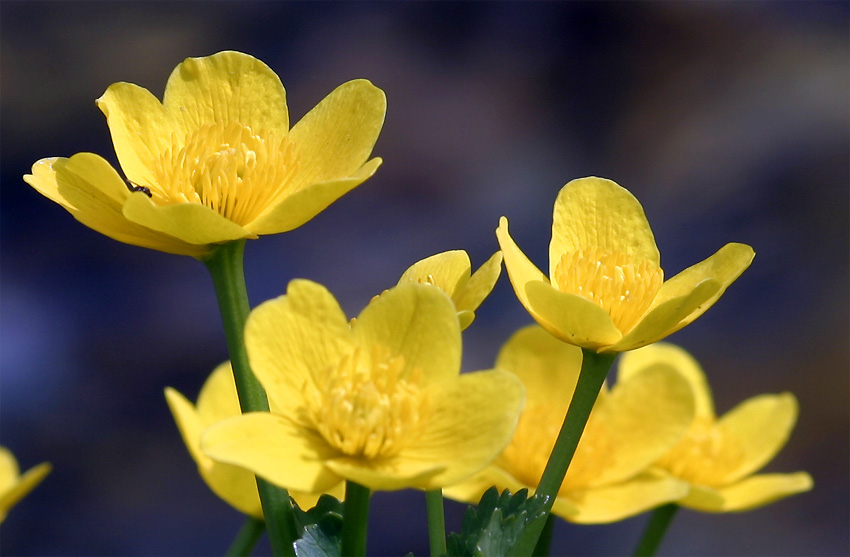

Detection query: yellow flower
(444, 325), (695, 524)
(24, 51), (386, 257)
(165, 362), (342, 517)
(201, 280), (524, 493)
(396, 250), (502, 329)
(496, 177), (755, 352)
(0, 446), (50, 523)
(620, 343), (813, 512)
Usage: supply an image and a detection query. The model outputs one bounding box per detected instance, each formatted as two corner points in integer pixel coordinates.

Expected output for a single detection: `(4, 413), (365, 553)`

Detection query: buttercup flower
(620, 343), (813, 512)
(165, 362), (342, 517)
(25, 51), (386, 257)
(201, 280), (524, 493)
(445, 325), (695, 523)
(397, 250), (502, 329)
(0, 446), (50, 524)
(497, 177), (755, 352)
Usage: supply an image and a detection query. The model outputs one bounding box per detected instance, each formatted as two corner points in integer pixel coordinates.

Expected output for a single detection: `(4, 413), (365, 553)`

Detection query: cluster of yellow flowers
(14, 51), (811, 553)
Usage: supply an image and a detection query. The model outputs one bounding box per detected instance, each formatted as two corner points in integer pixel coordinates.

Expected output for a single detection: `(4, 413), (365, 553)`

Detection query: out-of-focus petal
(560, 473), (689, 524)
(680, 473), (813, 512)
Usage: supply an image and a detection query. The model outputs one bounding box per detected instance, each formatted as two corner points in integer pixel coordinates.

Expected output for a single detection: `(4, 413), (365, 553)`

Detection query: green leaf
(292, 494), (344, 557)
(446, 487), (549, 557)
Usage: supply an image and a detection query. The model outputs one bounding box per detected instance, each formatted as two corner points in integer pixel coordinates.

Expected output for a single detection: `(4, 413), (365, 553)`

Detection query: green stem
(632, 503), (679, 557)
(510, 348), (616, 556)
(425, 489), (447, 557)
(226, 517), (266, 557)
(341, 481), (371, 557)
(531, 514), (554, 557)
(203, 240), (297, 557)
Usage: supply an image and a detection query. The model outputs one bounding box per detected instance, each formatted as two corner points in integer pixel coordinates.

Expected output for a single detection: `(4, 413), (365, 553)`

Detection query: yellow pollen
(554, 247), (664, 333)
(656, 417), (746, 486)
(501, 404), (615, 493)
(148, 122), (300, 226)
(302, 346), (429, 459)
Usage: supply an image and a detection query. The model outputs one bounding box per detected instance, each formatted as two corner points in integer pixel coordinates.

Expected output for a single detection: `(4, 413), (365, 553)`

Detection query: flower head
(0, 446), (50, 523)
(165, 362), (342, 517)
(25, 51), (386, 257)
(620, 343), (813, 512)
(497, 177), (755, 352)
(397, 250), (502, 329)
(445, 326), (695, 524)
(201, 280), (524, 493)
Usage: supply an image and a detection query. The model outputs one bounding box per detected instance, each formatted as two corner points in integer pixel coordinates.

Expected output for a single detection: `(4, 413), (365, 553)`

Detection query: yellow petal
(453, 251), (503, 316)
(549, 177), (660, 278)
(352, 283), (461, 387)
(96, 82), (176, 186)
(287, 79), (386, 190)
(443, 466), (532, 508)
(495, 216), (548, 314)
(165, 376), (264, 518)
(0, 449), (50, 523)
(195, 362), (244, 422)
(494, 325), (583, 407)
(397, 250), (471, 297)
(0, 448), (19, 494)
(588, 365), (695, 486)
(324, 458), (445, 492)
(606, 279), (720, 352)
(390, 369), (525, 489)
(122, 192), (254, 245)
(679, 473), (813, 512)
(202, 413), (341, 494)
(247, 158), (382, 235)
(161, 51), (289, 136)
(560, 473), (689, 524)
(654, 243), (755, 336)
(714, 393), (799, 484)
(618, 343), (715, 419)
(525, 281), (622, 349)
(24, 154), (206, 257)
(245, 280), (352, 414)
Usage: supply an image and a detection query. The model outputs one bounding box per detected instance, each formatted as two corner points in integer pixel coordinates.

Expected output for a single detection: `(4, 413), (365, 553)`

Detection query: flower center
(148, 122), (300, 226)
(554, 247), (664, 333)
(302, 346), (429, 459)
(655, 417), (746, 486)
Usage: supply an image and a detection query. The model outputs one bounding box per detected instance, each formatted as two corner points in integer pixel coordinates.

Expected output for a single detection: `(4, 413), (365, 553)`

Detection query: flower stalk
(226, 517), (266, 557)
(203, 239), (297, 557)
(341, 481), (371, 557)
(632, 503), (679, 557)
(510, 348), (616, 555)
(425, 489), (447, 557)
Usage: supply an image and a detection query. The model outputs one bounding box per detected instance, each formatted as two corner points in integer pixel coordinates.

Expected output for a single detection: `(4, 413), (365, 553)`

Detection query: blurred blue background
(1, 2), (847, 555)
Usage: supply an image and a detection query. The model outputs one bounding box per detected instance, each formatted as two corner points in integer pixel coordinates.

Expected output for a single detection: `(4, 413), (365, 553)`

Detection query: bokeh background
(1, 2), (847, 555)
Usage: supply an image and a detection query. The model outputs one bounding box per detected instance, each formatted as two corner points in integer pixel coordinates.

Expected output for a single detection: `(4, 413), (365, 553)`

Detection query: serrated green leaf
(446, 488), (550, 557)
(292, 494), (345, 557)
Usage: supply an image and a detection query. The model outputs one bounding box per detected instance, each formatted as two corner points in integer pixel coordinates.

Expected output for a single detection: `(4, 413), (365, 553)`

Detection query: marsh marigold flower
(0, 446), (50, 523)
(620, 343), (813, 512)
(201, 280), (524, 493)
(445, 325), (696, 523)
(397, 250), (502, 329)
(25, 51), (386, 257)
(165, 363), (342, 517)
(497, 177), (755, 352)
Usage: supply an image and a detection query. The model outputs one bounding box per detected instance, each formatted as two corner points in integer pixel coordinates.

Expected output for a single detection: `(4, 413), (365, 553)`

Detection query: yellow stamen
(554, 247), (664, 333)
(302, 346), (429, 459)
(656, 417), (745, 486)
(148, 122), (300, 225)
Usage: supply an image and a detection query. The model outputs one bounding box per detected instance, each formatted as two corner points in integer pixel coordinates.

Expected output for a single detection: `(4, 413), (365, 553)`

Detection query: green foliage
(292, 495), (345, 557)
(446, 487), (549, 557)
